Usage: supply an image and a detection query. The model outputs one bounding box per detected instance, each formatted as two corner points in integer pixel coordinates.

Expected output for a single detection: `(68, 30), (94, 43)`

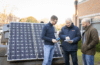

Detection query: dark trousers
(63, 51), (78, 65)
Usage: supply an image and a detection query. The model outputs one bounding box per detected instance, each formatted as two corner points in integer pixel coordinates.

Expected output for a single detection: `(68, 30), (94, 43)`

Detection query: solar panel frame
(7, 22), (37, 61)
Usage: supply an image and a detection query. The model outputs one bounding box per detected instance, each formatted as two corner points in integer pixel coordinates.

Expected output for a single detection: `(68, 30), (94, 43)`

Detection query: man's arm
(72, 28), (81, 44)
(87, 28), (99, 49)
(59, 28), (66, 40)
(41, 25), (52, 42)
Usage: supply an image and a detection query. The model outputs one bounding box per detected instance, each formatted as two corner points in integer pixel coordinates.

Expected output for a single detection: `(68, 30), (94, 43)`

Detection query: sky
(0, 0), (75, 24)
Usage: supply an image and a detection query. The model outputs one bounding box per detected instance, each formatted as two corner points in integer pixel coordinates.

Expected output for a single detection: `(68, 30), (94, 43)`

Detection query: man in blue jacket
(41, 15), (58, 65)
(59, 18), (81, 65)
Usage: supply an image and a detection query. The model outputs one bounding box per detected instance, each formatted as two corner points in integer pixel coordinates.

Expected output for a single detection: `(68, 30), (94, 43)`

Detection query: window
(92, 23), (100, 36)
(92, 16), (100, 23)
(0, 27), (2, 30)
(91, 16), (100, 36)
(79, 16), (100, 36)
(79, 19), (85, 35)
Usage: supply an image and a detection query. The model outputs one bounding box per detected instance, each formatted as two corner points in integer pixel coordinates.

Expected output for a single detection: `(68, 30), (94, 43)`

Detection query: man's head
(65, 18), (72, 27)
(82, 18), (91, 28)
(50, 15), (58, 25)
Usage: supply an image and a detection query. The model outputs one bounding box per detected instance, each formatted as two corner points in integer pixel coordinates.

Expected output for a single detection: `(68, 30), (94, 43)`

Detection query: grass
(77, 49), (82, 56)
(77, 49), (100, 64)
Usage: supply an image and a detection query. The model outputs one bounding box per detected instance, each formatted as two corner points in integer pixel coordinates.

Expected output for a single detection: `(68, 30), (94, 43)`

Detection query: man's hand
(65, 36), (70, 40)
(52, 39), (58, 43)
(68, 40), (73, 44)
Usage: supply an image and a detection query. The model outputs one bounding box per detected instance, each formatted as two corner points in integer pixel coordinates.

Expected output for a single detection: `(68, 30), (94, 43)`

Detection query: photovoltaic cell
(7, 22), (37, 61)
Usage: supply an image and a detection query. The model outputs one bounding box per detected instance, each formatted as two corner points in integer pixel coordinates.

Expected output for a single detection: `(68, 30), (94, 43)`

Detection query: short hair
(40, 21), (44, 23)
(82, 18), (91, 24)
(65, 18), (72, 23)
(51, 15), (58, 21)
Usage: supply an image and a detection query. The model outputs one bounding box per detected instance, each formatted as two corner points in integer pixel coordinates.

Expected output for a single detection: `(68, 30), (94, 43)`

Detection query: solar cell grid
(33, 23), (45, 59)
(7, 22), (63, 61)
(7, 22), (37, 61)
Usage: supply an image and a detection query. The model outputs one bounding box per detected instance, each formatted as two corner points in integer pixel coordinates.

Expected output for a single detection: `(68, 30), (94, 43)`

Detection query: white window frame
(78, 0), (89, 4)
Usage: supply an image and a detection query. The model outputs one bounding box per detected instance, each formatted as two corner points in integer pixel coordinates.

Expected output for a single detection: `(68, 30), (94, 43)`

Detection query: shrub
(61, 40), (100, 52)
(78, 40), (100, 52)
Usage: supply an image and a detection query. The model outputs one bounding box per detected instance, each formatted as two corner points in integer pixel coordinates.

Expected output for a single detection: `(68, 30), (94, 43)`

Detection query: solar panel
(7, 22), (37, 61)
(53, 43), (63, 58)
(32, 23), (63, 59)
(32, 23), (45, 59)
(7, 22), (63, 61)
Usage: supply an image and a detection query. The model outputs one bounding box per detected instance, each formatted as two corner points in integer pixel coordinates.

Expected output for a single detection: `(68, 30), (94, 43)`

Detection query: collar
(64, 23), (74, 29)
(85, 25), (92, 31)
(48, 22), (53, 26)
(82, 25), (91, 36)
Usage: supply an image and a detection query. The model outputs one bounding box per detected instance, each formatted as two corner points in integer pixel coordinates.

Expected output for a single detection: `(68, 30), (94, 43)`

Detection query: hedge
(78, 40), (100, 52)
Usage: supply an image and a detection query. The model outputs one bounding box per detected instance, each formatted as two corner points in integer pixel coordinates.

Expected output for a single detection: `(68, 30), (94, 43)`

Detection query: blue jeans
(82, 54), (94, 65)
(42, 45), (55, 65)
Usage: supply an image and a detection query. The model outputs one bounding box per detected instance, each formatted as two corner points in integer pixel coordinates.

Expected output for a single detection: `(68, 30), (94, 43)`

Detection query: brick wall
(77, 0), (100, 26)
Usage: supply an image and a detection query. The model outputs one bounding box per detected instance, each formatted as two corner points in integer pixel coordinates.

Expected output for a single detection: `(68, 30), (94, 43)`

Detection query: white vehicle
(0, 27), (3, 35)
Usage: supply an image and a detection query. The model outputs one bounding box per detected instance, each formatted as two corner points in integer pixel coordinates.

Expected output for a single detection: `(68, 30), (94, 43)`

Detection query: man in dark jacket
(81, 18), (99, 65)
(59, 18), (81, 65)
(41, 15), (58, 65)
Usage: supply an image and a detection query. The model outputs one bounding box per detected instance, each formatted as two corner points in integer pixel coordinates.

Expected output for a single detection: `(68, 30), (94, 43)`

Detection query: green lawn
(77, 49), (100, 65)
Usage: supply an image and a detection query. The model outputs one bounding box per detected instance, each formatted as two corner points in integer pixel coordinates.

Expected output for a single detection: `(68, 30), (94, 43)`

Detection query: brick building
(75, 0), (100, 38)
